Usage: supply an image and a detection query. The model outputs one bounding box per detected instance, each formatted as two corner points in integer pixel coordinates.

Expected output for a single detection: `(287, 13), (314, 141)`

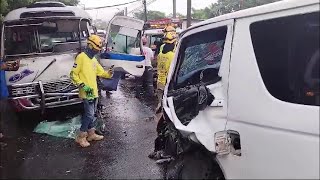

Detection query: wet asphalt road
(0, 78), (163, 179)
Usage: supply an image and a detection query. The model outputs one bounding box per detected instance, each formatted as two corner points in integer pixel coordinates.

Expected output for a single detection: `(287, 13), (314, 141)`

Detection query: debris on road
(16, 149), (23, 153)
(155, 157), (174, 164)
(33, 116), (81, 139)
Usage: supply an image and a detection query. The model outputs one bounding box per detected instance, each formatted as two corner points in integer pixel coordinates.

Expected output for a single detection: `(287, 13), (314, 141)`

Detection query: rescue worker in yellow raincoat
(70, 35), (113, 148)
(155, 26), (177, 120)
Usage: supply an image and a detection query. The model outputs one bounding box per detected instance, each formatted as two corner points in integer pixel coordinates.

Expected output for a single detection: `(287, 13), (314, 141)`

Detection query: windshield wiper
(32, 58), (57, 82)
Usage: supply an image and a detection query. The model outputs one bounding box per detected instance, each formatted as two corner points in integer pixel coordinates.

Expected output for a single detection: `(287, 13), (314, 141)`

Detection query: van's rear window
(250, 12), (319, 106)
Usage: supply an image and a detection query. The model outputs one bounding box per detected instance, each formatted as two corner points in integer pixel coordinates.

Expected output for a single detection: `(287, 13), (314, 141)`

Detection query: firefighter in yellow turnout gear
(70, 35), (113, 148)
(155, 27), (177, 120)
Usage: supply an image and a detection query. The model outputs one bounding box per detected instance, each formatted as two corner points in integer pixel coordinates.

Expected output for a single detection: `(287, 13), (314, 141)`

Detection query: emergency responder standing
(155, 26), (177, 120)
(70, 35), (113, 148)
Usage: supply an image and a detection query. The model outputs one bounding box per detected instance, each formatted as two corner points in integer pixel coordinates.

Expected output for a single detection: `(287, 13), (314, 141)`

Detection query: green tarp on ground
(33, 115), (81, 139)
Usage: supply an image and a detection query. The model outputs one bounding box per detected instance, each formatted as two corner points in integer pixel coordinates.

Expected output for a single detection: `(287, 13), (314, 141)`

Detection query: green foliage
(192, 7), (211, 20)
(133, 10), (166, 21)
(167, 13), (186, 19)
(0, 0), (9, 16)
(56, 0), (79, 6)
(192, 0), (281, 19)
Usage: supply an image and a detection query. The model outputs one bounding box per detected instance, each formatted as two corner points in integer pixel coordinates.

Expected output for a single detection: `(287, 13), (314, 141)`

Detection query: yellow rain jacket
(70, 52), (112, 99)
(157, 44), (175, 89)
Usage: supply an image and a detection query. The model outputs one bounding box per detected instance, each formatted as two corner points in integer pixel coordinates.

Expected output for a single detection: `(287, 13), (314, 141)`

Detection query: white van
(158, 0), (319, 179)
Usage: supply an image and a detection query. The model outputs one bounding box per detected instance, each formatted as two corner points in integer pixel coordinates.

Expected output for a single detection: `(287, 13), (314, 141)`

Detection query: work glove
(80, 83), (94, 98)
(86, 93), (95, 102)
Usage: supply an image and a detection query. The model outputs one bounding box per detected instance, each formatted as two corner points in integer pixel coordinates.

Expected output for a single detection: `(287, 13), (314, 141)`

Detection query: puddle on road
(101, 79), (157, 122)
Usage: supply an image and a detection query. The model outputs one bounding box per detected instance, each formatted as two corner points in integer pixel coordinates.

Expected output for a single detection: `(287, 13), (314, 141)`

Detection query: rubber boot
(75, 131), (90, 147)
(87, 128), (104, 142)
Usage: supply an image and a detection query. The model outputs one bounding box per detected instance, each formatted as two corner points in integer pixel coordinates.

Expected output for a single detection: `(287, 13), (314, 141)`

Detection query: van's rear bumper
(7, 79), (82, 112)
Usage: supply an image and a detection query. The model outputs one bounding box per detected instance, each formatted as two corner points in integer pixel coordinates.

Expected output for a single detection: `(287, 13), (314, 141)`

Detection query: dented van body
(0, 1), (93, 112)
(159, 0), (320, 179)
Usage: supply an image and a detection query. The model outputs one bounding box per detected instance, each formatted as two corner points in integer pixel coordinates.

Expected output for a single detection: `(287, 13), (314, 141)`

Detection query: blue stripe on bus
(100, 52), (145, 62)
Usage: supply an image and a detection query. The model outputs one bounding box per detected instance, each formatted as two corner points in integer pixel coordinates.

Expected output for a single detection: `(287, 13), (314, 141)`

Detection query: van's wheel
(165, 151), (224, 180)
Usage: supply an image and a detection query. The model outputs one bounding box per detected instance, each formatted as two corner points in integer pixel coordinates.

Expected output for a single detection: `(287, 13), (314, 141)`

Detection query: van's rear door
(100, 16), (145, 77)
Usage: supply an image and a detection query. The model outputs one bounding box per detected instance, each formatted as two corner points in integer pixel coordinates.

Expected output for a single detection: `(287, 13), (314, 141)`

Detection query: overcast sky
(80, 0), (216, 20)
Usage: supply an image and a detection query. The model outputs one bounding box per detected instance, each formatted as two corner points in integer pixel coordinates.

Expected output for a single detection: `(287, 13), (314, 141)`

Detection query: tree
(0, 0), (9, 21)
(58, 0), (79, 6)
(192, 7), (211, 19)
(192, 0), (281, 20)
(133, 10), (166, 21)
(167, 13), (186, 19)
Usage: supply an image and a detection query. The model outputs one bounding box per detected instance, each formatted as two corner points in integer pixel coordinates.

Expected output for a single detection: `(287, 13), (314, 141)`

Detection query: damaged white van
(156, 0), (319, 179)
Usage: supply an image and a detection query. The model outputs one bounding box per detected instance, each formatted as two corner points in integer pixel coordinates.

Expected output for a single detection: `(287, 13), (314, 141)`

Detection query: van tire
(165, 151), (224, 180)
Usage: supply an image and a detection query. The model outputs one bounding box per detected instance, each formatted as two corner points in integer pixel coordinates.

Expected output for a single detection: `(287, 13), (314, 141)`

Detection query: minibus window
(107, 24), (141, 55)
(5, 26), (38, 55)
(250, 12), (319, 106)
(5, 20), (88, 56)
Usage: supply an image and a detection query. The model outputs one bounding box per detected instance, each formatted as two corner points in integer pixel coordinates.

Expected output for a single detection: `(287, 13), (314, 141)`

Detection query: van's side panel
(218, 4), (319, 179)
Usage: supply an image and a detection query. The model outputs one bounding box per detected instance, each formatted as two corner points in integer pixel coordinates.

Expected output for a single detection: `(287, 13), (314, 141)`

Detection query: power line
(85, 0), (141, 10)
(128, 0), (157, 14)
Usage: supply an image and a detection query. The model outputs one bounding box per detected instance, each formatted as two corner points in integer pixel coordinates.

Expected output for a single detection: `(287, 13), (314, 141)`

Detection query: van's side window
(250, 12), (319, 106)
(174, 26), (227, 89)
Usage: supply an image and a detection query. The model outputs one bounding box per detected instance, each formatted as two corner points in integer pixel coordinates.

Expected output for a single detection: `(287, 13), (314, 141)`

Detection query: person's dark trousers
(142, 66), (155, 96)
(80, 98), (97, 132)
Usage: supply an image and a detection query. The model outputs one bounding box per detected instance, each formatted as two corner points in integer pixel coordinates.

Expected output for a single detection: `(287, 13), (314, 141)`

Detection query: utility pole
(124, 7), (128, 16)
(143, 0), (147, 22)
(173, 0), (176, 18)
(187, 0), (191, 28)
